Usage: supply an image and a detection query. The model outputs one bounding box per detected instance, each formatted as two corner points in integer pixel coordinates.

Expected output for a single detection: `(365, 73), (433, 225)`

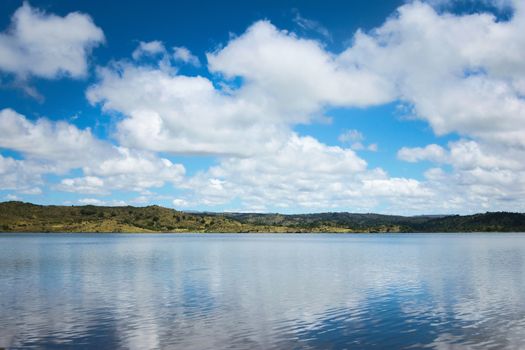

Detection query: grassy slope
(1, 201), (525, 233)
(0, 202), (317, 233)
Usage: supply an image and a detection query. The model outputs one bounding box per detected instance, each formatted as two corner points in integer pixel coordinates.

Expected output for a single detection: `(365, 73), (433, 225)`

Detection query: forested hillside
(1, 201), (525, 233)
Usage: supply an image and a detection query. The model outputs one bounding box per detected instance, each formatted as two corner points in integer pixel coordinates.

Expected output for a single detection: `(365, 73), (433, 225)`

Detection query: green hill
(1, 201), (525, 233)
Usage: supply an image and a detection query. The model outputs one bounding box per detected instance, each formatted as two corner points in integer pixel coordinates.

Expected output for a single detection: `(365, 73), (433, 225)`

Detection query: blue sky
(1, 0), (524, 214)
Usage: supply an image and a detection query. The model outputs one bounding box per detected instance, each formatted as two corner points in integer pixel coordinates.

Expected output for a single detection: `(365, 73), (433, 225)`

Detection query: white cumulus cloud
(173, 46), (200, 66)
(181, 134), (426, 212)
(341, 1), (525, 147)
(132, 41), (166, 60)
(4, 1), (525, 213)
(0, 109), (185, 196)
(0, 3), (104, 79)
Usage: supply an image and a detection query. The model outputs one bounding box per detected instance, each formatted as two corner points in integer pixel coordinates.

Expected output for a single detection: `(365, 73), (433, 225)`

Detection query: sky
(0, 0), (524, 215)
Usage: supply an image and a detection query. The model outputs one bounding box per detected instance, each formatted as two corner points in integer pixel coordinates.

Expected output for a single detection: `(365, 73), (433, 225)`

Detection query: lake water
(1, 233), (525, 349)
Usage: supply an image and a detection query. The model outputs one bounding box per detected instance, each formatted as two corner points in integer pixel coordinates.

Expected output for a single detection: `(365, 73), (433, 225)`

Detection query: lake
(1, 233), (525, 349)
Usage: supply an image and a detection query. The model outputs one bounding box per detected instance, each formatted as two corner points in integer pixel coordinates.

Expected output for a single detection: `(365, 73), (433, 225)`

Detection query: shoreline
(2, 201), (525, 234)
(2, 231), (525, 235)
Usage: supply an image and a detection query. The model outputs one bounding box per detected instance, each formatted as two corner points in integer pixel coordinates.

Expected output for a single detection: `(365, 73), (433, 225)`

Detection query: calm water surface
(1, 233), (525, 349)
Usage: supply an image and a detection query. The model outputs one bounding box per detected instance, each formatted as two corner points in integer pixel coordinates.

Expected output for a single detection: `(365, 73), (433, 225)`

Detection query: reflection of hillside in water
(1, 233), (524, 349)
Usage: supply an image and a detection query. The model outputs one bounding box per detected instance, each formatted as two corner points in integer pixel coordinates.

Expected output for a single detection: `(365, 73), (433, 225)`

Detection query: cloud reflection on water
(1, 233), (525, 349)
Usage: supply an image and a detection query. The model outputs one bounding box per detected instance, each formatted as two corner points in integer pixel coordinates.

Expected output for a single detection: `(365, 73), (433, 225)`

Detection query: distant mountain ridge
(1, 201), (525, 233)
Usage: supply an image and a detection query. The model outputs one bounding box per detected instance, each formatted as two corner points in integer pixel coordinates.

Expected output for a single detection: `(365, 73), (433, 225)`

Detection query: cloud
(339, 129), (377, 152)
(333, 0), (525, 212)
(173, 46), (200, 66)
(58, 176), (107, 195)
(361, 178), (430, 198)
(19, 187), (42, 195)
(0, 109), (185, 195)
(88, 21), (393, 158)
(85, 5), (525, 213)
(0, 3), (104, 79)
(181, 134), (427, 212)
(207, 21), (394, 112)
(398, 144), (447, 163)
(338, 129), (364, 144)
(341, 1), (525, 147)
(0, 154), (48, 193)
(367, 144), (378, 152)
(4, 2), (525, 213)
(172, 198), (190, 207)
(77, 198), (128, 206)
(0, 108), (110, 170)
(132, 42), (200, 69)
(87, 36), (405, 210)
(87, 59), (291, 157)
(132, 41), (166, 60)
(399, 139), (525, 212)
(5, 194), (19, 201)
(58, 147), (185, 194)
(293, 12), (332, 40)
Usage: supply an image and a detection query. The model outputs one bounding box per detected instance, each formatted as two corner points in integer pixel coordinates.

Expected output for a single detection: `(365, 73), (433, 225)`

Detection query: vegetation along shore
(1, 201), (525, 233)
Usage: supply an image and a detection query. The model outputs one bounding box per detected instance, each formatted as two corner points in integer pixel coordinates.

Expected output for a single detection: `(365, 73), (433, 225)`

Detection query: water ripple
(1, 233), (525, 349)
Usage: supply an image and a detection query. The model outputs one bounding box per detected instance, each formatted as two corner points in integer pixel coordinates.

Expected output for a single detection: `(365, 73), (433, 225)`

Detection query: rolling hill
(1, 201), (525, 233)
